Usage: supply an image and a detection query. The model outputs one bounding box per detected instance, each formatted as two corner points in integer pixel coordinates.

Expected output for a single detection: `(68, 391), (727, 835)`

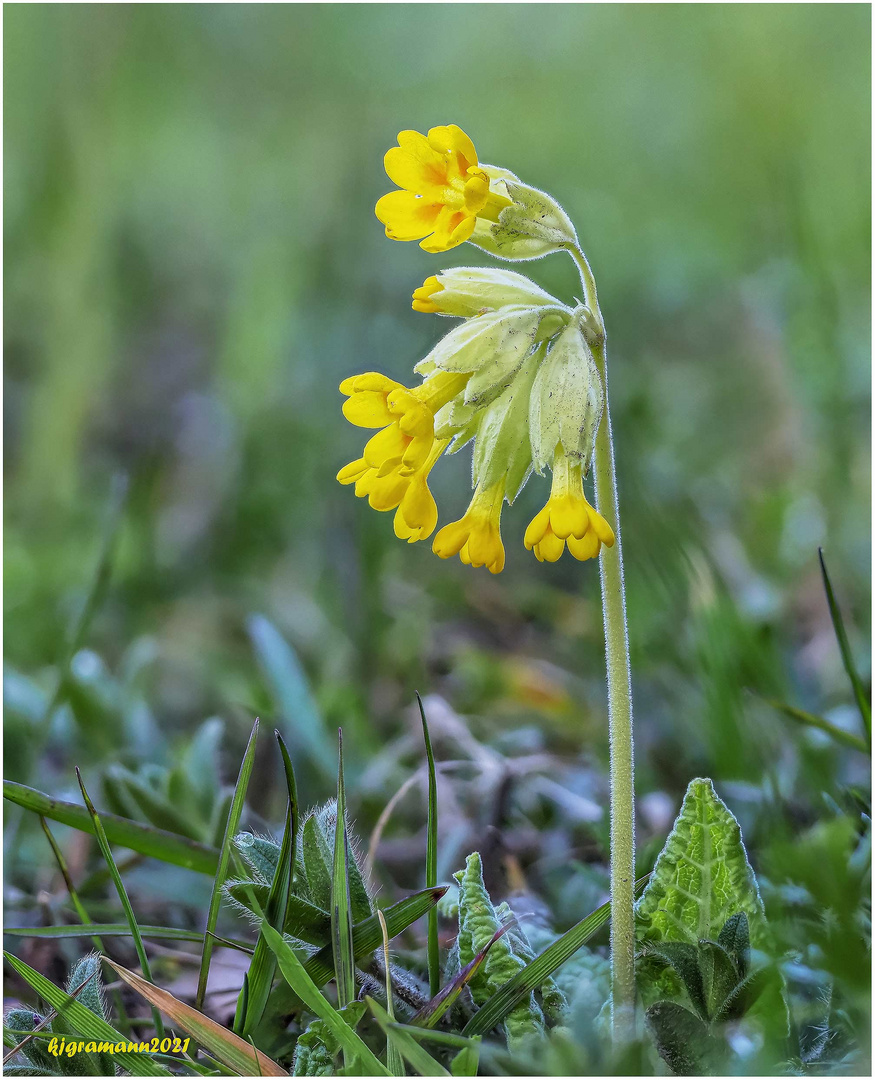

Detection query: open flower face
(375, 126), (512, 253)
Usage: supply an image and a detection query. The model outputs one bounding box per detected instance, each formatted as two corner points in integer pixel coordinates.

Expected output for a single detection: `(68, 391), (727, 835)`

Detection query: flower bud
(470, 172), (578, 262)
(529, 322), (603, 472)
(412, 267), (562, 317)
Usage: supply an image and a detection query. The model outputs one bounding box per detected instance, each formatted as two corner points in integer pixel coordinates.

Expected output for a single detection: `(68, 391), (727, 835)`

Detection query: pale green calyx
(471, 166), (579, 262)
(529, 317), (604, 473)
(416, 304), (566, 412)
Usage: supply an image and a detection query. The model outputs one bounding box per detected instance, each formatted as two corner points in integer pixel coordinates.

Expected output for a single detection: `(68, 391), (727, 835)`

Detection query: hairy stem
(569, 245), (636, 1037)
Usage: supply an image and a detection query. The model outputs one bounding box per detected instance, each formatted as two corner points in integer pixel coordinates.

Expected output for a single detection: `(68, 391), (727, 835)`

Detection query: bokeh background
(3, 2), (871, 1046)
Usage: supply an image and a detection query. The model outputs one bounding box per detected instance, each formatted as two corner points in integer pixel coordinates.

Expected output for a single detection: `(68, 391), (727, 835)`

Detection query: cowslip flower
(375, 126), (512, 253)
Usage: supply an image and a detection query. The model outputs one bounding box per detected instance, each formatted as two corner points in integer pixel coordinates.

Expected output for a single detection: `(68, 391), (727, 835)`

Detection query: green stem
(569, 245), (636, 1037)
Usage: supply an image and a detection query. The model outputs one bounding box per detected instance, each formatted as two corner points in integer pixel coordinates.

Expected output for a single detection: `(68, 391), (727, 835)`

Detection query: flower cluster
(339, 126), (614, 573)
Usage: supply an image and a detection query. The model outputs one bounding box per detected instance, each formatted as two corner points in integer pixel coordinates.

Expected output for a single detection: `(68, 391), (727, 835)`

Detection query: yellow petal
(567, 530), (601, 561)
(399, 480), (438, 539)
(336, 458), (370, 485)
(384, 139), (447, 193)
(420, 209), (474, 253)
(376, 190), (442, 241)
(463, 173), (490, 214)
(550, 495), (589, 540)
(427, 125), (478, 172)
(433, 519), (469, 559)
(524, 505), (551, 550)
(364, 424), (408, 469)
(342, 392), (395, 428)
(535, 529), (565, 563)
(587, 505), (615, 546)
(367, 471), (410, 512)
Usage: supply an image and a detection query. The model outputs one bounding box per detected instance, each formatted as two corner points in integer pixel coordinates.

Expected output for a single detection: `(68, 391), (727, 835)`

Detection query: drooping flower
(524, 452), (614, 563)
(432, 478), (507, 574)
(375, 126), (512, 253)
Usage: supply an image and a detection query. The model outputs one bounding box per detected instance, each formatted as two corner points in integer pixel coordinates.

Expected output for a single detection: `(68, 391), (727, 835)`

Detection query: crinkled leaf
(635, 778), (765, 947)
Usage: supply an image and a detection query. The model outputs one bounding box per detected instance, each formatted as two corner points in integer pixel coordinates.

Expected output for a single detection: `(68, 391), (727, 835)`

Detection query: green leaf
(235, 833), (281, 883)
(635, 778), (765, 947)
(331, 730), (356, 1011)
(819, 548), (870, 742)
(640, 942), (708, 1022)
(461, 891), (615, 1039)
(261, 923), (389, 1076)
(645, 1001), (715, 1076)
(716, 912), (749, 977)
(106, 766), (204, 840)
(3, 923), (251, 951)
(291, 1000), (367, 1077)
(412, 922), (515, 1029)
(225, 880), (333, 943)
(452, 853), (543, 1046)
(197, 717), (259, 1009)
(698, 940), (741, 1021)
(377, 910), (405, 1078)
(764, 698), (868, 753)
(105, 958), (286, 1076)
(417, 693), (440, 1000)
(248, 615), (335, 778)
(236, 731), (298, 1036)
(366, 997), (449, 1076)
(75, 768), (163, 1039)
(4, 781), (219, 875)
(4, 953), (170, 1077)
(302, 887), (447, 989)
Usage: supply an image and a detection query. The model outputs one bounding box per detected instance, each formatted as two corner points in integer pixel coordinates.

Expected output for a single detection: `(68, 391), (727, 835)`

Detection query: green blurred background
(4, 3), (870, 832)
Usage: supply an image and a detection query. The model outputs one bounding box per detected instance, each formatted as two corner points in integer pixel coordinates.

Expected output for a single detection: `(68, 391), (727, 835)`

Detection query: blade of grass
(75, 768), (163, 1039)
(416, 693), (440, 999)
(819, 548), (871, 742)
(376, 1024), (482, 1073)
(40, 816), (132, 1033)
(4, 952), (170, 1077)
(303, 885), (448, 987)
(104, 958), (286, 1076)
(40, 474), (129, 739)
(197, 717), (260, 1009)
(332, 729), (356, 1011)
(235, 731), (298, 1037)
(366, 997), (449, 1077)
(4, 924), (251, 951)
(4, 781), (220, 874)
(462, 876), (648, 1038)
(261, 922), (389, 1076)
(411, 922), (514, 1029)
(764, 696), (868, 753)
(378, 910), (404, 1077)
(40, 817), (104, 951)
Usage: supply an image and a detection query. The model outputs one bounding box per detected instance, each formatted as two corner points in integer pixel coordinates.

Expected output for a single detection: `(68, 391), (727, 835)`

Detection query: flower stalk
(569, 245), (636, 1038)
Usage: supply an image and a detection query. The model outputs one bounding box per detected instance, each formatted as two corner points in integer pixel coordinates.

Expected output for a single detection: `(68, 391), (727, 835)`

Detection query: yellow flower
(432, 478), (506, 574)
(393, 438), (448, 542)
(524, 453), (614, 563)
(339, 369), (470, 477)
(412, 276), (443, 314)
(375, 126), (512, 253)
